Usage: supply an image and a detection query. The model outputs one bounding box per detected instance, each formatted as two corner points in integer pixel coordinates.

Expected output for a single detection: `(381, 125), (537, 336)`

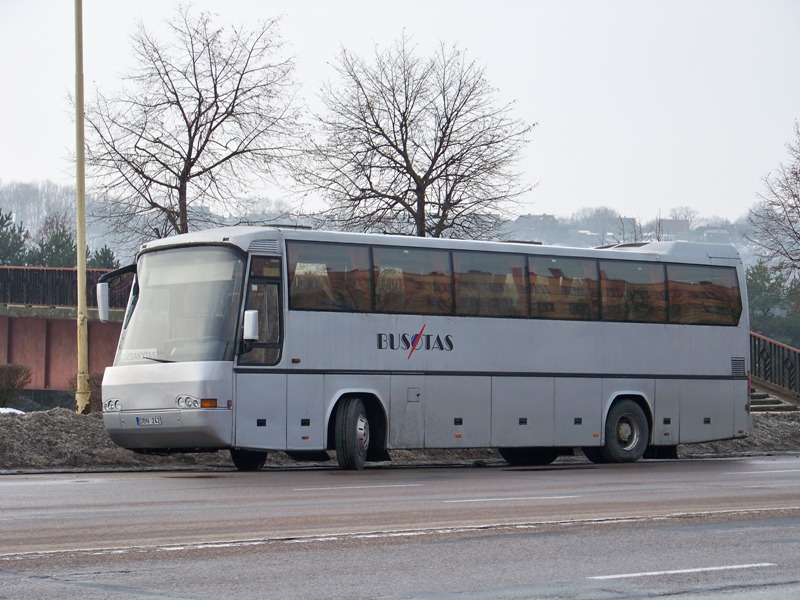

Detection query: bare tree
(85, 6), (301, 248)
(570, 206), (620, 245)
(668, 205), (699, 230)
(616, 216), (645, 243)
(747, 122), (800, 275)
(0, 181), (75, 232)
(298, 34), (533, 238)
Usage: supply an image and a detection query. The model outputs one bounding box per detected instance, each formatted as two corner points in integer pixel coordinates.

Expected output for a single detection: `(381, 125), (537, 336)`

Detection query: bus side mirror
(97, 282), (110, 323)
(242, 309), (259, 353)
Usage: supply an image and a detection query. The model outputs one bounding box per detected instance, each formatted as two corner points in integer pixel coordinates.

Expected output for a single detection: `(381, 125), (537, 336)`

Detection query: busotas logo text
(377, 324), (454, 359)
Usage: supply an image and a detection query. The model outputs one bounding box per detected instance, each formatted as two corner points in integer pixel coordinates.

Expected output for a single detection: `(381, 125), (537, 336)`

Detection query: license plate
(136, 416), (162, 426)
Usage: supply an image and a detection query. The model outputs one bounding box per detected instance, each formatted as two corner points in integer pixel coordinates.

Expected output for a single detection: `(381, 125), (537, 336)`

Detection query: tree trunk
(178, 176), (189, 234)
(415, 188), (426, 237)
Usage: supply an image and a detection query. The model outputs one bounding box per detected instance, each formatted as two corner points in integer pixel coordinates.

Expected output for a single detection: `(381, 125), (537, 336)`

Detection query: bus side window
(373, 247), (452, 316)
(291, 265), (336, 310)
(529, 256), (598, 321)
(600, 261), (666, 323)
(667, 264), (741, 326)
(240, 280), (281, 365)
(376, 267), (405, 312)
(454, 251), (526, 318)
(287, 241), (372, 312)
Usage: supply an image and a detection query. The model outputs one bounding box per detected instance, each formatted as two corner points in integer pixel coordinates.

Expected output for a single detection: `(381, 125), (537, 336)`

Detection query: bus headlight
(176, 395), (200, 409)
(103, 398), (122, 412)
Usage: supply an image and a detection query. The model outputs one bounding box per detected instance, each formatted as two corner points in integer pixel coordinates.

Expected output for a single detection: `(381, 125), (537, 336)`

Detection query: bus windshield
(115, 246), (246, 365)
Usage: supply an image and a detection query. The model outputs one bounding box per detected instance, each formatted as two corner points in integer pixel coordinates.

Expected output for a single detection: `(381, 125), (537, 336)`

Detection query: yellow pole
(75, 0), (90, 413)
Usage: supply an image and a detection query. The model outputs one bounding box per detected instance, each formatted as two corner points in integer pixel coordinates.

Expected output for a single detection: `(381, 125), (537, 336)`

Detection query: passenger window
(373, 247), (453, 315)
(529, 256), (599, 320)
(600, 261), (666, 323)
(287, 241), (372, 312)
(667, 264), (741, 326)
(453, 251), (527, 317)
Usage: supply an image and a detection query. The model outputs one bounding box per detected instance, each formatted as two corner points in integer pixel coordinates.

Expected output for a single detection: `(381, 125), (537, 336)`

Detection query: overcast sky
(1, 0), (798, 223)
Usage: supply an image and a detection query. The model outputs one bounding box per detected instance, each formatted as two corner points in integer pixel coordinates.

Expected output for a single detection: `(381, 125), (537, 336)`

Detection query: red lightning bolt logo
(407, 323), (427, 360)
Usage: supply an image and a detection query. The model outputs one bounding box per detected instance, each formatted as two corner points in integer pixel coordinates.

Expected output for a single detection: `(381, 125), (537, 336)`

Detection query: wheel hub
(616, 415), (640, 451)
(356, 414), (370, 454)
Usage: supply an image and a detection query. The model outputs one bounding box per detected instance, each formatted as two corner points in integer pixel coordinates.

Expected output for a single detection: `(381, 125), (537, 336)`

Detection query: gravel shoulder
(1, 409), (798, 473)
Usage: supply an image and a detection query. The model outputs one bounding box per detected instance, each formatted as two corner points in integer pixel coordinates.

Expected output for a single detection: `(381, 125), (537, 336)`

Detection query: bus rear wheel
(499, 447), (560, 466)
(230, 448), (268, 471)
(600, 400), (649, 463)
(335, 397), (370, 471)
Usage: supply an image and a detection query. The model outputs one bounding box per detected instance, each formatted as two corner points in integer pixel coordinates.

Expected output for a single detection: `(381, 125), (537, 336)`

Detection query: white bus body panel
(102, 362), (233, 449)
(554, 378), (603, 446)
(679, 379), (740, 443)
(490, 378), (555, 447)
(425, 376), (492, 448)
(277, 310), (749, 451)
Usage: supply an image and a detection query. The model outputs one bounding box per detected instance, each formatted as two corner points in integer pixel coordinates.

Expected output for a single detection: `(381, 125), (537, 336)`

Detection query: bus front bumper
(104, 408), (233, 452)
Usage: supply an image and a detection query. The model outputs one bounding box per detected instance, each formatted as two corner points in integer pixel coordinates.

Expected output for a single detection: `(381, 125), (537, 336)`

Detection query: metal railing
(750, 331), (800, 397)
(0, 266), (131, 309)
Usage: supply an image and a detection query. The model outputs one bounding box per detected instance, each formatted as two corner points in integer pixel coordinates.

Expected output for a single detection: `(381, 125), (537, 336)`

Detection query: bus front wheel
(335, 397), (370, 471)
(601, 400), (649, 463)
(230, 448), (268, 471)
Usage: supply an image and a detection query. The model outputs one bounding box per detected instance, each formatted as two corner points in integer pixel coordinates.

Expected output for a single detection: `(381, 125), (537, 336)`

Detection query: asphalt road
(2, 455), (800, 599)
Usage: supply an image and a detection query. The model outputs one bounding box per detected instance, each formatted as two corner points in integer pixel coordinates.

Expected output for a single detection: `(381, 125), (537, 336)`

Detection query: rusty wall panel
(2, 316), (123, 391)
(8, 318), (47, 388)
(47, 320), (77, 390)
(89, 321), (122, 376)
(0, 317), (8, 363)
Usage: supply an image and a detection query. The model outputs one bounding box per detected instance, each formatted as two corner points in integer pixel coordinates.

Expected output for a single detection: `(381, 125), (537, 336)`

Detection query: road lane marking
(444, 495), (579, 504)
(744, 483), (800, 489)
(3, 507), (798, 562)
(726, 469), (800, 475)
(587, 563), (776, 580)
(0, 478), (102, 487)
(294, 484), (423, 491)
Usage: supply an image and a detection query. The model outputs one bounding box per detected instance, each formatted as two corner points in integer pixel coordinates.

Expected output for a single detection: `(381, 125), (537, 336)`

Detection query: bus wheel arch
(329, 393), (388, 469)
(600, 396), (651, 463)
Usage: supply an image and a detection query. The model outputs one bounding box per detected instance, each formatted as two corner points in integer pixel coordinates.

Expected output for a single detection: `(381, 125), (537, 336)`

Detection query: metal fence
(750, 331), (800, 397)
(0, 266), (131, 309)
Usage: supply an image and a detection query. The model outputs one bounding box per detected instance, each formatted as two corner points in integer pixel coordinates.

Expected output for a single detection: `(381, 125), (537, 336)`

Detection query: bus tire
(601, 399), (649, 463)
(335, 397), (370, 471)
(581, 447), (607, 464)
(230, 448), (268, 471)
(499, 447), (559, 466)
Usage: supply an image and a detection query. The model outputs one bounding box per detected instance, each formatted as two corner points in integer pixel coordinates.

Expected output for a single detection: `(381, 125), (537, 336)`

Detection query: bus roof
(137, 226), (741, 264)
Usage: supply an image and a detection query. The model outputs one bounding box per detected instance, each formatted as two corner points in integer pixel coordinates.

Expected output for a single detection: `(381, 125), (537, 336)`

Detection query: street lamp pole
(75, 0), (90, 413)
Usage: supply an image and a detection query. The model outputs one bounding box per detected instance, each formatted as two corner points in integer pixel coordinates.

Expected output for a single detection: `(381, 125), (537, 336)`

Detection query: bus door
(233, 257), (286, 451)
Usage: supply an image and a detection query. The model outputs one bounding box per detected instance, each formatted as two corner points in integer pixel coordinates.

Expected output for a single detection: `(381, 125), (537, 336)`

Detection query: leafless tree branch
(84, 5), (303, 248)
(296, 33), (533, 238)
(746, 122), (800, 275)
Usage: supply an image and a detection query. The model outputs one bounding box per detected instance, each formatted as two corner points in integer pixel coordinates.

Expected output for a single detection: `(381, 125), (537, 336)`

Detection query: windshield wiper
(142, 356), (175, 363)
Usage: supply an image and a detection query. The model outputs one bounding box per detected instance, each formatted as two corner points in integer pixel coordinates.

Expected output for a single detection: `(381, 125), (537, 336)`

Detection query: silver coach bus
(97, 227), (751, 471)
